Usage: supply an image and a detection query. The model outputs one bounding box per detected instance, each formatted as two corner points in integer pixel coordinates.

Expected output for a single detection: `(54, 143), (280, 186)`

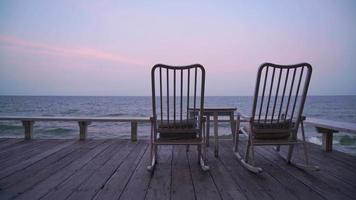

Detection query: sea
(1, 96), (356, 155)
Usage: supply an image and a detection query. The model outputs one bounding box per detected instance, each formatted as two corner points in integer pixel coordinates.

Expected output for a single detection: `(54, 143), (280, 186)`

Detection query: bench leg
(78, 121), (91, 140)
(322, 132), (333, 152)
(22, 121), (35, 140)
(131, 121), (138, 142)
(316, 127), (338, 152)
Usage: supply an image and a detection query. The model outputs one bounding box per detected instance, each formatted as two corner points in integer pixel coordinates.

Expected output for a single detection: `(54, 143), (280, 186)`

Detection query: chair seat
(247, 120), (294, 139)
(157, 120), (198, 140)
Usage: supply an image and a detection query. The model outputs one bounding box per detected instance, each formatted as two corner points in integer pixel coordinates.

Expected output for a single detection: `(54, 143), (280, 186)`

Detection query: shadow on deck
(0, 138), (355, 200)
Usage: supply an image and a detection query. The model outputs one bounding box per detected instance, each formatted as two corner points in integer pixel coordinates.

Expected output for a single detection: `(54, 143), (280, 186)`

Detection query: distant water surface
(0, 96), (356, 155)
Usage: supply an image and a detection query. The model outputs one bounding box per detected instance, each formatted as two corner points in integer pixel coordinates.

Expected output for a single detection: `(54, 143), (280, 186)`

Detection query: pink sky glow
(0, 1), (355, 95)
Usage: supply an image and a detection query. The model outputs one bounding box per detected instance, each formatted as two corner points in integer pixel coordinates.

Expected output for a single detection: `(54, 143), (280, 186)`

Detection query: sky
(0, 0), (355, 96)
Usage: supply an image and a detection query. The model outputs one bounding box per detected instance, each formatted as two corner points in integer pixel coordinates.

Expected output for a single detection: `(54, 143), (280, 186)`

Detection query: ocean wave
(60, 109), (79, 115)
(100, 113), (125, 117)
(0, 124), (23, 131)
(41, 128), (74, 134)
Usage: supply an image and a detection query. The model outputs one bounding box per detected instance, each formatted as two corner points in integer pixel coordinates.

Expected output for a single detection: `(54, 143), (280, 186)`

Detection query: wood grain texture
(0, 139), (355, 200)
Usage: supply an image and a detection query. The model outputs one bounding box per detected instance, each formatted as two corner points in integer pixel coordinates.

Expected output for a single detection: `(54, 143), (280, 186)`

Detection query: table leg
(206, 115), (210, 147)
(214, 113), (218, 157)
(229, 112), (235, 142)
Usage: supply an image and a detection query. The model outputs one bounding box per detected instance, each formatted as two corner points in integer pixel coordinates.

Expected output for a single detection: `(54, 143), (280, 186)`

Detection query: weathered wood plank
(0, 140), (74, 180)
(0, 139), (25, 151)
(252, 147), (325, 200)
(67, 140), (146, 200)
(0, 139), (355, 200)
(0, 140), (65, 170)
(0, 140), (93, 189)
(92, 142), (148, 200)
(0, 140), (44, 158)
(206, 149), (247, 200)
(145, 145), (173, 200)
(171, 146), (195, 200)
(260, 145), (355, 200)
(294, 144), (356, 188)
(0, 138), (10, 145)
(276, 144), (356, 192)
(0, 141), (100, 199)
(13, 140), (112, 200)
(116, 142), (151, 200)
(308, 142), (356, 168)
(220, 142), (298, 200)
(217, 145), (273, 200)
(187, 147), (221, 200)
(40, 140), (123, 200)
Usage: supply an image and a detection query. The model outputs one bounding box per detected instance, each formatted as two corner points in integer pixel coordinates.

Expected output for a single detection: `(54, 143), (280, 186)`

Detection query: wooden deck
(0, 138), (356, 200)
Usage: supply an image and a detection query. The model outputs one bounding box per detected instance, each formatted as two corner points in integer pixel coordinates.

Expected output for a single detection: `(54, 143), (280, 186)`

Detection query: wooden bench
(304, 117), (356, 152)
(0, 116), (151, 141)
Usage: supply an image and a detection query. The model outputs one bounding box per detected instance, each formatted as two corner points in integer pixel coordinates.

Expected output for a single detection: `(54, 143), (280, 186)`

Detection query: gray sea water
(1, 96), (356, 155)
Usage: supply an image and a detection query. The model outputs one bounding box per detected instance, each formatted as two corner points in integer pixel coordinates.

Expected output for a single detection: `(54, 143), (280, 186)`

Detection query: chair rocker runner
(148, 64), (209, 171)
(234, 63), (319, 173)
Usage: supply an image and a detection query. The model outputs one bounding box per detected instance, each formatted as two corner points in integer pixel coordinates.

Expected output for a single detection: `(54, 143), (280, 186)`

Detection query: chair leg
(287, 144), (294, 163)
(292, 121), (320, 171)
(147, 123), (157, 171)
(240, 139), (262, 173)
(198, 144), (209, 171)
(147, 143), (157, 171)
(234, 128), (239, 152)
(197, 144), (201, 163)
(250, 144), (256, 165)
(300, 121), (309, 165)
(234, 115), (240, 152)
(245, 139), (251, 162)
(233, 131), (262, 173)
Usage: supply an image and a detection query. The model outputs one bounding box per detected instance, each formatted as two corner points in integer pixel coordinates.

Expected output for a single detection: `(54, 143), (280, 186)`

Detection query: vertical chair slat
(180, 69), (183, 125)
(187, 68), (190, 121)
(174, 69), (176, 124)
(258, 66), (269, 122)
(151, 66), (156, 130)
(265, 67), (275, 123)
(159, 67), (163, 123)
(290, 66), (305, 121)
(200, 67), (206, 137)
(167, 68), (169, 123)
(271, 68), (282, 122)
(278, 68), (290, 122)
(285, 68), (297, 120)
(193, 67), (197, 120)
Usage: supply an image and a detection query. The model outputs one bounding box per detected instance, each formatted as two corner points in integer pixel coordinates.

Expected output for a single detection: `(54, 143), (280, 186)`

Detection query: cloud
(0, 34), (144, 66)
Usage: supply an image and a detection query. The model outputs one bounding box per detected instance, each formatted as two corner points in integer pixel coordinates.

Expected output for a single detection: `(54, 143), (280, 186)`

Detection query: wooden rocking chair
(234, 63), (319, 173)
(148, 64), (209, 171)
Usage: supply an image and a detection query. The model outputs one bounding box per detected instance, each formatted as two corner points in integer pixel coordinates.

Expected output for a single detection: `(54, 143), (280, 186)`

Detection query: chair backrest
(151, 64), (205, 132)
(251, 63), (312, 136)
